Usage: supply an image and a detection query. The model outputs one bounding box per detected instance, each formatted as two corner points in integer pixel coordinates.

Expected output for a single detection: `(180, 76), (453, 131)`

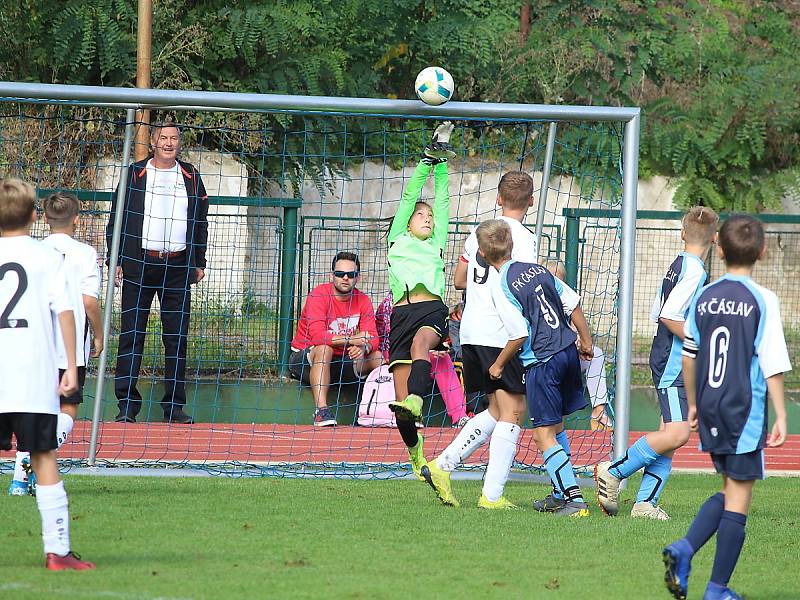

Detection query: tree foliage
(1, 0), (799, 209)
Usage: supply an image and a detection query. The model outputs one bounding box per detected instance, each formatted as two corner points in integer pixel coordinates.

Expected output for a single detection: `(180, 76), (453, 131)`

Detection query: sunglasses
(333, 270), (359, 279)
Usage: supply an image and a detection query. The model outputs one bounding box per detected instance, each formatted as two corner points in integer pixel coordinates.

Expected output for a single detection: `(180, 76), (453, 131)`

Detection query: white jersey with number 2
(0, 236), (71, 415)
(459, 216), (538, 347)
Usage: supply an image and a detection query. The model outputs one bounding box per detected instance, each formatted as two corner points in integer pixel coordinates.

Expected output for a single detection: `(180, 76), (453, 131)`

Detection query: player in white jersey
(0, 178), (95, 570)
(9, 192), (103, 496)
(421, 171), (539, 509)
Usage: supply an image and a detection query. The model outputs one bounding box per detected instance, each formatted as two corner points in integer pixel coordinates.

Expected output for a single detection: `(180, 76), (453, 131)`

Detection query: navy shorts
(711, 449), (765, 481)
(656, 386), (688, 423)
(525, 345), (587, 428)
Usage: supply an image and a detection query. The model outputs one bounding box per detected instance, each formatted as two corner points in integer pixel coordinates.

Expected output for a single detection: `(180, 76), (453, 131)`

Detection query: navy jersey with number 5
(683, 275), (791, 454)
(649, 252), (707, 389)
(498, 261), (580, 367)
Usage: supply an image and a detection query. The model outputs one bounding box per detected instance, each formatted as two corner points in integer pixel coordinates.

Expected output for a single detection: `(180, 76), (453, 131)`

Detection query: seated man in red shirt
(289, 252), (383, 426)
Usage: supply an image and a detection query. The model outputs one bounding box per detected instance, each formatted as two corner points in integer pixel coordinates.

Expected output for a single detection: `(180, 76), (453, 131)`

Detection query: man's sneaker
(114, 412), (136, 423)
(388, 394), (423, 421)
(594, 461), (621, 516)
(532, 493), (567, 513)
(408, 435), (427, 481)
(313, 407), (337, 427)
(164, 409), (194, 424)
(46, 551), (96, 571)
(662, 538), (693, 600)
(22, 456), (36, 497)
(452, 416), (470, 428)
(421, 459), (459, 507)
(478, 494), (518, 510)
(703, 582), (742, 600)
(553, 500), (590, 517)
(631, 501), (670, 521)
(8, 480), (28, 496)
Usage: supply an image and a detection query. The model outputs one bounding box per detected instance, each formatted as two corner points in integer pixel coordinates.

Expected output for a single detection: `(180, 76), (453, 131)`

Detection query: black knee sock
(408, 359), (431, 398)
(397, 419), (419, 448)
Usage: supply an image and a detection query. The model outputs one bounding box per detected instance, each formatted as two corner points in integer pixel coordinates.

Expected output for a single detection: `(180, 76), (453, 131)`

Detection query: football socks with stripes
(608, 436), (659, 480)
(552, 429), (572, 500)
(543, 443), (583, 503)
(636, 453), (673, 505)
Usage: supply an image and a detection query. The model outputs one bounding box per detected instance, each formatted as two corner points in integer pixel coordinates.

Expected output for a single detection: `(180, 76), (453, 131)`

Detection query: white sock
(57, 413), (74, 448)
(13, 451), (30, 482)
(481, 421), (521, 502)
(436, 409), (497, 471)
(36, 480), (70, 556)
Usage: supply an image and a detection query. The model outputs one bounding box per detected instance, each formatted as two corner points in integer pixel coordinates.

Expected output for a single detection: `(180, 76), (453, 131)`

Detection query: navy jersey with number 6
(498, 261), (580, 367)
(683, 275), (791, 454)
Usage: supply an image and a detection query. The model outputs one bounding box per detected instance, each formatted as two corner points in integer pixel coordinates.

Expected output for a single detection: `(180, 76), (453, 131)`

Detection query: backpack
(358, 365), (397, 427)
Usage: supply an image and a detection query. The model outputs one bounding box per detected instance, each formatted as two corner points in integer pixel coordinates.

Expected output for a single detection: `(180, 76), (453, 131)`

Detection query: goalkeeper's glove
(422, 121), (456, 164)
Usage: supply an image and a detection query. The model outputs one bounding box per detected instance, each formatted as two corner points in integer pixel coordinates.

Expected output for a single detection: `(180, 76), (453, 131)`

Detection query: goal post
(0, 81), (640, 476)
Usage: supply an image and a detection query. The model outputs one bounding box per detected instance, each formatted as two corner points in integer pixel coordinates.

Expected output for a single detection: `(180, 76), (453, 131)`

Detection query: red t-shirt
(290, 282), (379, 357)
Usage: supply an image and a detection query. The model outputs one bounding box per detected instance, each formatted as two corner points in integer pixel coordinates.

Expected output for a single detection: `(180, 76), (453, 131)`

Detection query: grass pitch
(1, 473), (797, 599)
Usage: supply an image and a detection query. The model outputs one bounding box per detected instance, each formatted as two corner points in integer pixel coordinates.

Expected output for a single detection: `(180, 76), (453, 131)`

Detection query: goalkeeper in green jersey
(387, 122), (455, 481)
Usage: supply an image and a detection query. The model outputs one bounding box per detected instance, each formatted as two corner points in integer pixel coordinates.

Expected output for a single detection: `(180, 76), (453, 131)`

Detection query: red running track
(5, 422), (797, 473)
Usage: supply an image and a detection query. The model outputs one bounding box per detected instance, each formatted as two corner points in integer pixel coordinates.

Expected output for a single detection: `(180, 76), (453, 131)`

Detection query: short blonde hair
(43, 192), (80, 229)
(0, 178), (36, 231)
(683, 206), (719, 245)
(476, 219), (513, 264)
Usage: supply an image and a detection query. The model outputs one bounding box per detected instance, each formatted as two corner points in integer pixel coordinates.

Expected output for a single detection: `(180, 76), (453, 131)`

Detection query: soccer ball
(415, 67), (454, 106)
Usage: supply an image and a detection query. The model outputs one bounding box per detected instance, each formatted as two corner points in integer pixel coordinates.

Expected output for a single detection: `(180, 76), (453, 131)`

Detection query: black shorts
(525, 345), (587, 428)
(388, 300), (448, 369)
(0, 412), (58, 453)
(711, 449), (765, 481)
(461, 344), (525, 395)
(58, 366), (87, 405)
(287, 348), (361, 386)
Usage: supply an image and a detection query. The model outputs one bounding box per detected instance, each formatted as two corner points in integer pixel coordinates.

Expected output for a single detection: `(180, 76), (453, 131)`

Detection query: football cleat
(46, 551), (96, 571)
(631, 501), (670, 521)
(408, 434), (427, 481)
(662, 538), (693, 600)
(702, 582), (742, 600)
(594, 461), (620, 516)
(532, 492), (567, 513)
(553, 500), (590, 517)
(388, 394), (423, 421)
(421, 459), (459, 507)
(478, 494), (517, 510)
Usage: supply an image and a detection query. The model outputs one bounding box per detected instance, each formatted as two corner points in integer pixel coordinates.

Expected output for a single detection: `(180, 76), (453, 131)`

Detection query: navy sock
(408, 359), (432, 398)
(710, 511), (747, 587)
(685, 492), (725, 554)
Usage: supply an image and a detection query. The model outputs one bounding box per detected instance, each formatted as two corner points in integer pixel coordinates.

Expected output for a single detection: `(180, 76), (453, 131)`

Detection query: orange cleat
(45, 551), (96, 571)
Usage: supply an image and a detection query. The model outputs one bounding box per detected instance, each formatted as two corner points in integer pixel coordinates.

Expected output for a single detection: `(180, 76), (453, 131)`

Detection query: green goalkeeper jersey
(387, 161), (450, 302)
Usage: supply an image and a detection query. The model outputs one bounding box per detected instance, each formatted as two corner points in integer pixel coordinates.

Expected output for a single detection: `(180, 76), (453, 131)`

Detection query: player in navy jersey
(476, 219), (595, 517)
(663, 215), (790, 600)
(596, 207), (719, 520)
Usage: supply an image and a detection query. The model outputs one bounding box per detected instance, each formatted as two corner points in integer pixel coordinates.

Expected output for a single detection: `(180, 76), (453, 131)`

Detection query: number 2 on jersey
(0, 262), (29, 329)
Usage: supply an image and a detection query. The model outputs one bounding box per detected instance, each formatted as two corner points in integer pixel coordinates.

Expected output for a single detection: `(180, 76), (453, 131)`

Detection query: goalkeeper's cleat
(408, 435), (427, 481)
(8, 479), (29, 496)
(389, 394), (423, 421)
(553, 500), (590, 517)
(532, 492), (567, 513)
(662, 538), (693, 600)
(702, 582), (742, 600)
(423, 121), (456, 162)
(478, 494), (518, 510)
(46, 551), (96, 571)
(631, 501), (670, 521)
(421, 459), (459, 507)
(594, 461), (620, 516)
